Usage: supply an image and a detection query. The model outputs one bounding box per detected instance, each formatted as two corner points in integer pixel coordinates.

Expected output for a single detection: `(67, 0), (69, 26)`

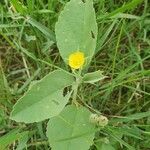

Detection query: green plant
(10, 0), (107, 149)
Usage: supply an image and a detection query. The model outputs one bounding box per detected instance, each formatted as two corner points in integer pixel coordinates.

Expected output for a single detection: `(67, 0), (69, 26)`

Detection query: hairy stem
(72, 78), (79, 105)
(72, 70), (82, 105)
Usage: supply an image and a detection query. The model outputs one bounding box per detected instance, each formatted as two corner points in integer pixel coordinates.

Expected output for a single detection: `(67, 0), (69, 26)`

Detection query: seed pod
(97, 115), (108, 127)
(89, 114), (99, 124)
(89, 114), (108, 127)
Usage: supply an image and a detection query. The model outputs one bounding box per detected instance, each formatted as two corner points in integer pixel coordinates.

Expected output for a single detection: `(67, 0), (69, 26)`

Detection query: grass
(0, 0), (150, 149)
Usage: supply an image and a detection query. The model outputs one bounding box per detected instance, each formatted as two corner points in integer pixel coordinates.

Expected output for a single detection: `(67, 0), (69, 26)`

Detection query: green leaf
(83, 70), (106, 84)
(106, 128), (135, 150)
(47, 105), (95, 150)
(27, 17), (56, 42)
(55, 0), (98, 65)
(0, 62), (11, 105)
(96, 142), (115, 150)
(97, 0), (143, 20)
(111, 13), (140, 19)
(110, 111), (150, 123)
(10, 0), (27, 15)
(10, 70), (75, 123)
(0, 129), (28, 150)
(16, 132), (28, 150)
(96, 19), (117, 53)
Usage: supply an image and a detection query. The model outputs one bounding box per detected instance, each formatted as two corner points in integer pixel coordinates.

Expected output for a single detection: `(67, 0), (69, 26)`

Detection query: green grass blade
(27, 17), (56, 42)
(96, 19), (117, 53)
(98, 0), (144, 20)
(110, 111), (150, 123)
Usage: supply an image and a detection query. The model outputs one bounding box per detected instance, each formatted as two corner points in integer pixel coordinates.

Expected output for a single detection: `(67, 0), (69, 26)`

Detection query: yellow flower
(69, 51), (85, 69)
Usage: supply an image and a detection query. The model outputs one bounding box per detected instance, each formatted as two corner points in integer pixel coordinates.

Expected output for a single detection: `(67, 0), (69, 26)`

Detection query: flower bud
(89, 114), (108, 127)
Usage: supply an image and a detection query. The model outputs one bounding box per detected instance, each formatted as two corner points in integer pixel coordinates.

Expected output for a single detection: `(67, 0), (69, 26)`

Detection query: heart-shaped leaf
(47, 105), (96, 150)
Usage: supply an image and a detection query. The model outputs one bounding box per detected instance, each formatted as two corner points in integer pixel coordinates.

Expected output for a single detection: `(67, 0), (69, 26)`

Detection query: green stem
(72, 79), (79, 105)
(72, 84), (78, 105)
(72, 70), (81, 105)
